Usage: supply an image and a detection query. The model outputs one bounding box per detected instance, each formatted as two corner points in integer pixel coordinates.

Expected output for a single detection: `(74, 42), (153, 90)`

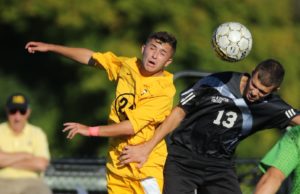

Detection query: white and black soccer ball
(212, 22), (252, 62)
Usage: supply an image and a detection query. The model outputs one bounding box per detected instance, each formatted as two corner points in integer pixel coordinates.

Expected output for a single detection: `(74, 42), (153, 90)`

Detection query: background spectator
(0, 93), (51, 194)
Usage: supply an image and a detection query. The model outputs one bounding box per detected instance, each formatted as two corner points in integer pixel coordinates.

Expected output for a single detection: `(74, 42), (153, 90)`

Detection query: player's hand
(118, 143), (150, 169)
(63, 122), (89, 139)
(25, 41), (51, 53)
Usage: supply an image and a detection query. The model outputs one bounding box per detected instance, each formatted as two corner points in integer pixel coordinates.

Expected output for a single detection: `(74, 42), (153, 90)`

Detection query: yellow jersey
(92, 52), (175, 180)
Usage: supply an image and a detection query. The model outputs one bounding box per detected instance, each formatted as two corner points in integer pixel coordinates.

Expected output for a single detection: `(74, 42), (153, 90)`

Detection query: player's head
(244, 59), (285, 102)
(145, 31), (177, 54)
(253, 59), (285, 88)
(140, 31), (177, 77)
(5, 93), (31, 133)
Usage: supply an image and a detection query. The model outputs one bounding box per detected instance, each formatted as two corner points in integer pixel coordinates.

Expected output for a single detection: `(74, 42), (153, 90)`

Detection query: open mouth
(148, 60), (156, 66)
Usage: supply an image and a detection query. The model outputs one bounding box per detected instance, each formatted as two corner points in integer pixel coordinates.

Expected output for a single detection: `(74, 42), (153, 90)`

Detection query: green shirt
(260, 125), (300, 194)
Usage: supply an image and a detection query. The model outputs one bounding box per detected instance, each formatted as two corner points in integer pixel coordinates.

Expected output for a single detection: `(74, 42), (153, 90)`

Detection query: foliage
(0, 0), (299, 159)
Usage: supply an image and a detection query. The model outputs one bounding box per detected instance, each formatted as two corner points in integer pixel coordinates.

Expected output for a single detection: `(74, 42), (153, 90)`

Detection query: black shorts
(162, 154), (242, 194)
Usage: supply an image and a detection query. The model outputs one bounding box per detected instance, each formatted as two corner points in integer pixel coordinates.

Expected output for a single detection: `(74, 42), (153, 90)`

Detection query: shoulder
(200, 71), (242, 83)
(263, 93), (294, 108)
(0, 122), (7, 128)
(150, 74), (176, 98)
(209, 71), (243, 78)
(192, 71), (242, 90)
(285, 126), (300, 143)
(0, 122), (9, 132)
(26, 123), (47, 136)
(92, 52), (135, 64)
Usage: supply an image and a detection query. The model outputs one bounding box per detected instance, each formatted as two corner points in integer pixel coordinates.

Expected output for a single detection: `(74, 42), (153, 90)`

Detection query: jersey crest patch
(211, 96), (229, 104)
(115, 93), (136, 120)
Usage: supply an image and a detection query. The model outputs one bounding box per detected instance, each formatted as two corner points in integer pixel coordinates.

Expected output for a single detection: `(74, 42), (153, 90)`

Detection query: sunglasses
(9, 108), (27, 115)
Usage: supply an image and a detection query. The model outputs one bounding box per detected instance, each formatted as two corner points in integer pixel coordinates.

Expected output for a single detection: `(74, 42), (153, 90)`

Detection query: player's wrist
(88, 126), (100, 136)
(146, 140), (156, 154)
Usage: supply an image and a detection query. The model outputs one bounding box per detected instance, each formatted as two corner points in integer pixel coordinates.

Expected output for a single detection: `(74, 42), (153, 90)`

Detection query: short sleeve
(92, 52), (123, 81)
(260, 127), (300, 177)
(264, 97), (300, 129)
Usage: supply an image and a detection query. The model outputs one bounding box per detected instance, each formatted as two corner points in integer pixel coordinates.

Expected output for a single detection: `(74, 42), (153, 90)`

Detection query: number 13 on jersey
(213, 110), (238, 128)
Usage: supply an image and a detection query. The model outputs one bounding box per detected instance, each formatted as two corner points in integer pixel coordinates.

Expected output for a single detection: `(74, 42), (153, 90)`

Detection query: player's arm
(63, 120), (135, 139)
(118, 106), (186, 168)
(290, 114), (300, 125)
(254, 167), (285, 194)
(25, 41), (94, 65)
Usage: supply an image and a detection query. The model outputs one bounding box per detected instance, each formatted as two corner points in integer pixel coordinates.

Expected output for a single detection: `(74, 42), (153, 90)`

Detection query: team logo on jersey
(141, 89), (148, 95)
(211, 96), (229, 104)
(114, 93), (136, 120)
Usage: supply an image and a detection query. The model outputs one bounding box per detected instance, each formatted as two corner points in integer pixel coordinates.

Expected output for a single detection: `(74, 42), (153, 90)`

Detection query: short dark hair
(146, 31), (177, 54)
(253, 59), (285, 88)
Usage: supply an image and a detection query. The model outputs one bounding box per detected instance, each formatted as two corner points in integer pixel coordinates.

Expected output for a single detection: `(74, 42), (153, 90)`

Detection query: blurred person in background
(255, 125), (300, 194)
(25, 31), (177, 194)
(0, 93), (51, 194)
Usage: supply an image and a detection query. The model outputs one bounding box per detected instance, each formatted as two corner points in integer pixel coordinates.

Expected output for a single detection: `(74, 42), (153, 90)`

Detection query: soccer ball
(212, 22), (252, 62)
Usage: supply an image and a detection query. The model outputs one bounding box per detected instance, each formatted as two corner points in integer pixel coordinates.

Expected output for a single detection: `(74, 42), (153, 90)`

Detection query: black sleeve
(261, 96), (300, 129)
(179, 80), (209, 114)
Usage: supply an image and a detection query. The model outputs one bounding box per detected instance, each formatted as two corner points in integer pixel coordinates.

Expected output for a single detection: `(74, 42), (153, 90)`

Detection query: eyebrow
(251, 79), (268, 95)
(149, 43), (168, 54)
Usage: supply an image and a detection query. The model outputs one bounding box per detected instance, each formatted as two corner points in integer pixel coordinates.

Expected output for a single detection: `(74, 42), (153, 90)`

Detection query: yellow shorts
(106, 171), (163, 194)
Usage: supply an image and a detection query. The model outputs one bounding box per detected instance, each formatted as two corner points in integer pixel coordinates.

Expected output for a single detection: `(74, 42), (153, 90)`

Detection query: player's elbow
(119, 121), (135, 136)
(124, 129), (135, 136)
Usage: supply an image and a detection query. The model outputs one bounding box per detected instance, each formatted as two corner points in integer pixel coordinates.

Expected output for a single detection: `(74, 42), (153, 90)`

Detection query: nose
(152, 51), (159, 59)
(250, 89), (259, 97)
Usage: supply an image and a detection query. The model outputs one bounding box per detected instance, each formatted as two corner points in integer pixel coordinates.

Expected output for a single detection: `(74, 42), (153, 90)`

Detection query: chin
(245, 96), (255, 103)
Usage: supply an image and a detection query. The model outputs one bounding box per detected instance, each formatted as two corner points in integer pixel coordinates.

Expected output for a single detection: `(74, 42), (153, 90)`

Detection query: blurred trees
(0, 0), (299, 158)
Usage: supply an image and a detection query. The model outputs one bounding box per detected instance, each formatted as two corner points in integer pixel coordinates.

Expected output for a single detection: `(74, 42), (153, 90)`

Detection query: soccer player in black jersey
(119, 59), (300, 194)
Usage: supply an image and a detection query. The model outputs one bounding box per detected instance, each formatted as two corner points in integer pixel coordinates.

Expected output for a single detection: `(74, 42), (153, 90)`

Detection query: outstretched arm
(291, 114), (300, 125)
(63, 120), (135, 139)
(254, 167), (285, 194)
(118, 106), (186, 168)
(25, 41), (94, 65)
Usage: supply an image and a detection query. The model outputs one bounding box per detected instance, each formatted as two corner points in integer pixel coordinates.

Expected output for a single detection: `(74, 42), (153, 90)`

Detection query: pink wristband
(88, 126), (100, 136)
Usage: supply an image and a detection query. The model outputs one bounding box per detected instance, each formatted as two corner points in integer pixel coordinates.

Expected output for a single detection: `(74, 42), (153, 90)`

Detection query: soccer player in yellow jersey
(25, 31), (177, 194)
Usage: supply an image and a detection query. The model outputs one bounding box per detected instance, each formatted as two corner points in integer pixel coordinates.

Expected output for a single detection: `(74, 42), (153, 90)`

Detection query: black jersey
(169, 72), (299, 160)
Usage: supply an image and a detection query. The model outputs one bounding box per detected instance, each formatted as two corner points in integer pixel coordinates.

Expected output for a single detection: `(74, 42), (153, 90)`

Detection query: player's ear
(164, 58), (173, 68)
(141, 45), (146, 54)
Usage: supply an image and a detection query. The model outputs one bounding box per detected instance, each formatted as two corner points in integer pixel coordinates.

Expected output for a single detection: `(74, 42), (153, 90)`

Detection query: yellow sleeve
(125, 94), (174, 134)
(92, 52), (123, 81)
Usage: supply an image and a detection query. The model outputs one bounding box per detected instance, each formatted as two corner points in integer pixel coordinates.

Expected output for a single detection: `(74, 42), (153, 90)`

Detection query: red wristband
(88, 126), (100, 136)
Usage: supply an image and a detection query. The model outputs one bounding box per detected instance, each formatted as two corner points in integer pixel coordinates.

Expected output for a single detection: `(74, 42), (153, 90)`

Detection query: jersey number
(213, 110), (237, 128)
